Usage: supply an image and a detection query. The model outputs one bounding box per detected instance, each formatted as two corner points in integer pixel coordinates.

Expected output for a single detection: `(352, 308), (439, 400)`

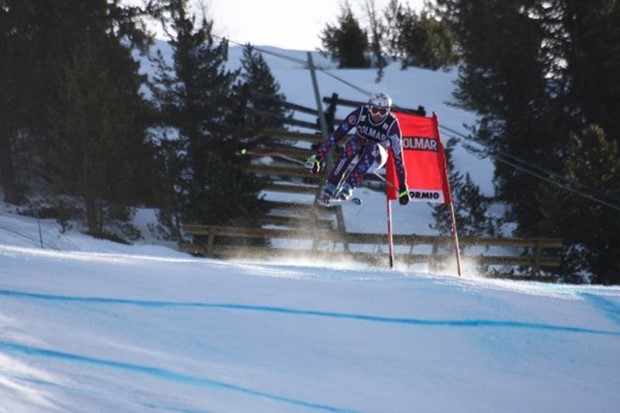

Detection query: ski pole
(372, 170), (398, 191)
(240, 149), (307, 166)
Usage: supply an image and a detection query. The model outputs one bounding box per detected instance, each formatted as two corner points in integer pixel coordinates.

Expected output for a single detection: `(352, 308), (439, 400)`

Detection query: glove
(398, 186), (410, 205)
(305, 154), (322, 175)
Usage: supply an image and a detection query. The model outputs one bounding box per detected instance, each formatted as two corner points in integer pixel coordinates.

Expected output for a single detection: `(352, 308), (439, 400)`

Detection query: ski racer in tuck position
(305, 92), (411, 206)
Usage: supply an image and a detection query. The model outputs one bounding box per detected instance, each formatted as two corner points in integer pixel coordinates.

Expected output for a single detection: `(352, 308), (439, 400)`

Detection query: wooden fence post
(430, 238), (439, 272)
(207, 228), (215, 256)
(533, 238), (543, 278)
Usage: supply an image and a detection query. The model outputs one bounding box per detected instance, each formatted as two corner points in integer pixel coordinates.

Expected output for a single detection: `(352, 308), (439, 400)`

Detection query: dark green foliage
(431, 138), (497, 237)
(559, 125), (620, 284)
(436, 0), (620, 283)
(0, 0), (284, 243)
(385, 1), (457, 70)
(185, 154), (266, 226)
(364, 0), (389, 81)
(235, 44), (290, 131)
(0, 0), (155, 237)
(46, 34), (154, 236)
(320, 2), (370, 68)
(438, 0), (563, 228)
(0, 0), (45, 203)
(320, 0), (457, 72)
(562, 1), (620, 140)
(149, 0), (267, 230)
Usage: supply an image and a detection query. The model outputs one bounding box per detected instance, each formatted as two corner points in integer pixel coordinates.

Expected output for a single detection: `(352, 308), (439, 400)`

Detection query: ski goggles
(370, 105), (388, 116)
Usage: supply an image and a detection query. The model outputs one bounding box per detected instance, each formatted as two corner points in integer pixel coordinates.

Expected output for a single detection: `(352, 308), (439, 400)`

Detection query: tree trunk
(0, 131), (23, 204)
(85, 198), (101, 236)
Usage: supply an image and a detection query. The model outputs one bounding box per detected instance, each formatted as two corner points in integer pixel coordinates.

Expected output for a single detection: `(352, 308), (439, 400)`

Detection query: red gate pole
(447, 200), (462, 276)
(386, 197), (395, 268)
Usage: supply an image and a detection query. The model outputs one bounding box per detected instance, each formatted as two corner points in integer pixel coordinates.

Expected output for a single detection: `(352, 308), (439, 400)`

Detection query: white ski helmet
(369, 92), (392, 110)
(368, 92), (392, 123)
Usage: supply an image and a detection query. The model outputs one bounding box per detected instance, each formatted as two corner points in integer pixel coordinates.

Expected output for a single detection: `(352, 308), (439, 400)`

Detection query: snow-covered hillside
(2, 45), (619, 413)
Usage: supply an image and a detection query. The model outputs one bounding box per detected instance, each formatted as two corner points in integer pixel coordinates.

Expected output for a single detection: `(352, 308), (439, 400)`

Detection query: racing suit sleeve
(315, 107), (363, 159)
(387, 119), (408, 189)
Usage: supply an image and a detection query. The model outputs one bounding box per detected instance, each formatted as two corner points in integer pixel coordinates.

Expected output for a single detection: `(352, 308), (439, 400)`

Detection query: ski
(243, 148), (364, 207)
(240, 149), (307, 166)
(344, 197), (363, 205)
(317, 196), (362, 207)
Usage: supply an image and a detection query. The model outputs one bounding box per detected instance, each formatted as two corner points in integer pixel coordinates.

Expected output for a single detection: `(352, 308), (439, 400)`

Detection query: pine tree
(436, 0), (620, 283)
(559, 125), (620, 284)
(562, 0), (620, 141)
(46, 33), (154, 237)
(1, 0), (154, 234)
(0, 1), (19, 203)
(0, 0), (46, 204)
(235, 44), (290, 131)
(431, 138), (496, 237)
(320, 2), (370, 68)
(363, 0), (388, 81)
(436, 0), (563, 232)
(385, 1), (457, 70)
(150, 0), (266, 228)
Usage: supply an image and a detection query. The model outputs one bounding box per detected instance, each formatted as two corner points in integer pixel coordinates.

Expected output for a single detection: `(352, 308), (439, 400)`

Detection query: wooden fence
(180, 224), (563, 279)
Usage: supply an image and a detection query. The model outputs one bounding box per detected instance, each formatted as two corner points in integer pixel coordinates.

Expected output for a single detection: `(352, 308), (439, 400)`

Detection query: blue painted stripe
(0, 341), (360, 413)
(580, 293), (620, 327)
(1, 371), (211, 413)
(1, 289), (619, 336)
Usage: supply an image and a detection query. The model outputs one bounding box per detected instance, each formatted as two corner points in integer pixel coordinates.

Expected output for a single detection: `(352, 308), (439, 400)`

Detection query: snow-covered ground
(1, 204), (620, 412)
(2, 45), (619, 412)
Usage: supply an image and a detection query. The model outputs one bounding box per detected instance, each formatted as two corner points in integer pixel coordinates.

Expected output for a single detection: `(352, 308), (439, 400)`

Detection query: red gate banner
(385, 112), (451, 203)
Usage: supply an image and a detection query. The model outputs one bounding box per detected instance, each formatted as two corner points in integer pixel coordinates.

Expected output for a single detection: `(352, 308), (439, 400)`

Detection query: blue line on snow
(1, 289), (620, 336)
(0, 341), (360, 413)
(580, 293), (620, 328)
(0, 371), (211, 413)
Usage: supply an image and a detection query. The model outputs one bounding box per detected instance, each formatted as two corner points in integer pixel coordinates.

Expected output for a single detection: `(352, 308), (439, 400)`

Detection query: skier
(305, 92), (411, 206)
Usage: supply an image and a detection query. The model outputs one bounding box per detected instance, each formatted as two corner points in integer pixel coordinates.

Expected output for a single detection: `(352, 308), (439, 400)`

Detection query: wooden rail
(180, 225), (563, 278)
(248, 163), (314, 178)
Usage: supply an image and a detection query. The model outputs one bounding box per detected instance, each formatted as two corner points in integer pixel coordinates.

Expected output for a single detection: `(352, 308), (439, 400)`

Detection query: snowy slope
(1, 211), (620, 412)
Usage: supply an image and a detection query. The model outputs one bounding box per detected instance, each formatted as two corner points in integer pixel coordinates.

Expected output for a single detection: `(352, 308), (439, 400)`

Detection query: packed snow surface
(1, 208), (619, 412)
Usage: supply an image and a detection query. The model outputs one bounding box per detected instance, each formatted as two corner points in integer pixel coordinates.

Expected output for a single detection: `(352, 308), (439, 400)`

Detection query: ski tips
(316, 197), (362, 207)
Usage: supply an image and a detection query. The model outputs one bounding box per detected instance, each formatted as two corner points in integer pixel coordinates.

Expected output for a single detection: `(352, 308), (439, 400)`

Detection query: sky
(209, 0), (426, 50)
(131, 0), (426, 50)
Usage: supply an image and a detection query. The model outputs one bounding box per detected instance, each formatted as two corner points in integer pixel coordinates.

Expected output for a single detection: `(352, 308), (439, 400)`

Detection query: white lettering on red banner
(402, 136), (438, 152)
